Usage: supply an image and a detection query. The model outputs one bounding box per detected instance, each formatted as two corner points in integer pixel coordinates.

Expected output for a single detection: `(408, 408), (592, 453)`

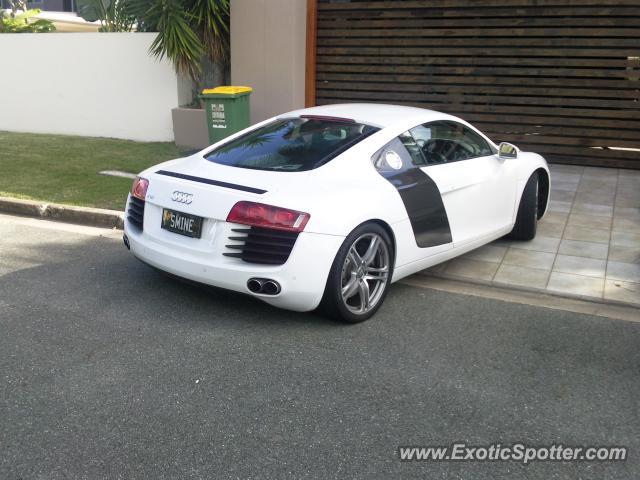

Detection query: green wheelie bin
(200, 86), (252, 144)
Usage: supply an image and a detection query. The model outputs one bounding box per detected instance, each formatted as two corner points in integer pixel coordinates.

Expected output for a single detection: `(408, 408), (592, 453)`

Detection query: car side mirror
(498, 142), (519, 159)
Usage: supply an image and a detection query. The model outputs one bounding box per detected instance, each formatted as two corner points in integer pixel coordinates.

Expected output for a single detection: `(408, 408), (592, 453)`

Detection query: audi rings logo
(171, 191), (193, 204)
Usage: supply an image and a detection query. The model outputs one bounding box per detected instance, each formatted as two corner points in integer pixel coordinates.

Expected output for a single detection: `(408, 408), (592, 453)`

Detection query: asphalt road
(1, 214), (639, 480)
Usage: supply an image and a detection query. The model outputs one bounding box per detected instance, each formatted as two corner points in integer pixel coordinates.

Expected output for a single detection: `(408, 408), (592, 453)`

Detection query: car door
(408, 121), (517, 247)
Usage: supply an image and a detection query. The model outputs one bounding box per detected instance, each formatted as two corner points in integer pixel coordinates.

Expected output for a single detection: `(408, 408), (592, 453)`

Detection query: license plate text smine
(161, 209), (203, 238)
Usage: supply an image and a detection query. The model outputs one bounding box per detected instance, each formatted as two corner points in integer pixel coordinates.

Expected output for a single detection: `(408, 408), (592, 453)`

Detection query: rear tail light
(227, 201), (310, 232)
(131, 176), (149, 201)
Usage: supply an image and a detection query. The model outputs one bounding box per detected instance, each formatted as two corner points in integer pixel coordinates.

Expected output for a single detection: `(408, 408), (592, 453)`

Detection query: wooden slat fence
(313, 0), (640, 169)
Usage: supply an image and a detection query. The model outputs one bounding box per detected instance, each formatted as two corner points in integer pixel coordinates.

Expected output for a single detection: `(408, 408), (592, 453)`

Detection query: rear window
(205, 117), (379, 172)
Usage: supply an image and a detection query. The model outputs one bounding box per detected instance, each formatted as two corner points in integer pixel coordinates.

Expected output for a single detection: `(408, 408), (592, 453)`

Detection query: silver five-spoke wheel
(340, 233), (390, 315)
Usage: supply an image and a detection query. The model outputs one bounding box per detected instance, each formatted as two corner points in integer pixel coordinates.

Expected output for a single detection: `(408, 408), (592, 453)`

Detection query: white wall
(0, 33), (189, 142)
(230, 0), (307, 123)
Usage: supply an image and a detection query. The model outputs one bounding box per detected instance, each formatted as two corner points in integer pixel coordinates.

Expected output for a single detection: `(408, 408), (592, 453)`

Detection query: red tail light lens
(227, 201), (310, 232)
(131, 176), (149, 201)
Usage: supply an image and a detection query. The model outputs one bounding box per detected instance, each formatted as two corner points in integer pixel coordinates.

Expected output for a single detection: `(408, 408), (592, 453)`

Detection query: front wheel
(509, 172), (539, 241)
(320, 223), (394, 323)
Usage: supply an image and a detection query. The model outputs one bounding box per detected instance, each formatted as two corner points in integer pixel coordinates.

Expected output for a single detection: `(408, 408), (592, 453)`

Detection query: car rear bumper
(124, 216), (344, 312)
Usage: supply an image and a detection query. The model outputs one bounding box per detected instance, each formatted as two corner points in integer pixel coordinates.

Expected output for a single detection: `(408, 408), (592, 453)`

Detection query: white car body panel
(424, 154), (518, 247)
(124, 104), (550, 312)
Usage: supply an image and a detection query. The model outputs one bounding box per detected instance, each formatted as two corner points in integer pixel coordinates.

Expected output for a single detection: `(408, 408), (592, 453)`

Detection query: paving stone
(552, 181), (579, 192)
(549, 200), (572, 214)
(604, 279), (640, 306)
(541, 212), (568, 225)
(612, 216), (640, 234)
(552, 190), (575, 203)
(537, 221), (565, 238)
(493, 264), (550, 289)
(503, 248), (556, 269)
(608, 245), (640, 263)
(558, 239), (608, 260)
(567, 214), (611, 230)
(553, 254), (606, 278)
(549, 164), (583, 175)
(611, 230), (640, 248)
(465, 244), (508, 263)
(571, 203), (613, 217)
(510, 236), (560, 253)
(615, 195), (640, 208)
(606, 261), (640, 284)
(547, 272), (604, 299)
(563, 225), (610, 244)
(444, 258), (499, 281)
(573, 193), (615, 207)
(614, 207), (640, 219)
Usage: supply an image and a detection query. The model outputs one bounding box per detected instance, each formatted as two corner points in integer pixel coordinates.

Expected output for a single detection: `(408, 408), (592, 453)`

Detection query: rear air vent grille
(127, 196), (145, 230)
(223, 227), (299, 265)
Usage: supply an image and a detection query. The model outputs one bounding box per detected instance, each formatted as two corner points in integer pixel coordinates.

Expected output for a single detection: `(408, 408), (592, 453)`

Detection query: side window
(398, 131), (427, 166)
(410, 121), (494, 165)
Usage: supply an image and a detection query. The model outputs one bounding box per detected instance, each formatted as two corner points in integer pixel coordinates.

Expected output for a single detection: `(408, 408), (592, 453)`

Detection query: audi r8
(123, 104), (550, 322)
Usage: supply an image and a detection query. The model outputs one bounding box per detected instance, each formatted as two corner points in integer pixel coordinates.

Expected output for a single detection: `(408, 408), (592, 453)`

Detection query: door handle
(443, 179), (483, 193)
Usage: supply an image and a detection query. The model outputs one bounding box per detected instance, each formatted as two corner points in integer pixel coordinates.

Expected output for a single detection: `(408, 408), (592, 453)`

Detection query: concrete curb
(402, 276), (640, 323)
(419, 270), (640, 311)
(0, 196), (124, 230)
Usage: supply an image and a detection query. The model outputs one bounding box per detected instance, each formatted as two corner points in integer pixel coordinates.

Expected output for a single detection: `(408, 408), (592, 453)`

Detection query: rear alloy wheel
(321, 223), (393, 323)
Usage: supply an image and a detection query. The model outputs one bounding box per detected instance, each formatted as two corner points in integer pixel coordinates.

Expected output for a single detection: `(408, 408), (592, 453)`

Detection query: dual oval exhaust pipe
(247, 278), (281, 296)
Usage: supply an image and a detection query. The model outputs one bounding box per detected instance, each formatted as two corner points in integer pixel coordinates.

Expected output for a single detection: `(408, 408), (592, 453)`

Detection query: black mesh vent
(127, 196), (145, 230)
(223, 227), (299, 265)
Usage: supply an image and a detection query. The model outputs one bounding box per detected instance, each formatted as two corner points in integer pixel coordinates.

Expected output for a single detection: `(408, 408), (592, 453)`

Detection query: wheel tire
(320, 222), (394, 323)
(509, 172), (539, 241)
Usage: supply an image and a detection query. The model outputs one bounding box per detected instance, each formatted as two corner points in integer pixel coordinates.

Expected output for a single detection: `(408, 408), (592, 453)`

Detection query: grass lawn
(0, 131), (190, 211)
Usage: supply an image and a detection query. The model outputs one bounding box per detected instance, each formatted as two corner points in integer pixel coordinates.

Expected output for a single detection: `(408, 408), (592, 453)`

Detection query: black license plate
(161, 209), (203, 238)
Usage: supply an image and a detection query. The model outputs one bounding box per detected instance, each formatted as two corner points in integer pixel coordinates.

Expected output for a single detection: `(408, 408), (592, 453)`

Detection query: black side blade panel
(389, 168), (452, 248)
(375, 139), (452, 248)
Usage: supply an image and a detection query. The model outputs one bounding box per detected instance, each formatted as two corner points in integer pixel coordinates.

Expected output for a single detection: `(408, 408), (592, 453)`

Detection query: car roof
(284, 103), (451, 128)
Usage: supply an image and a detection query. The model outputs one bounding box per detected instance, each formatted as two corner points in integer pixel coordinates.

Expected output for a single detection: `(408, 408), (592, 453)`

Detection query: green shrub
(0, 9), (56, 33)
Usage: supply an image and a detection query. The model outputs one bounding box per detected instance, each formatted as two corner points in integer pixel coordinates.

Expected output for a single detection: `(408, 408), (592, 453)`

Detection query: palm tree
(78, 0), (229, 91)
(136, 0), (229, 83)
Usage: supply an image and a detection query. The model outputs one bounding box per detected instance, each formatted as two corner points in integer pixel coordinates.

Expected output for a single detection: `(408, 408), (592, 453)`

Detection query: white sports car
(124, 104), (550, 322)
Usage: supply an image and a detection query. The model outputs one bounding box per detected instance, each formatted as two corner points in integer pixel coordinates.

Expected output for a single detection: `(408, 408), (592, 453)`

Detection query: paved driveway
(1, 214), (639, 479)
(425, 165), (640, 306)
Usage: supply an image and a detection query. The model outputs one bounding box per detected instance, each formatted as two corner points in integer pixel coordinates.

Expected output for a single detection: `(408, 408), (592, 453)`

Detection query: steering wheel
(456, 141), (476, 157)
(422, 139), (449, 164)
